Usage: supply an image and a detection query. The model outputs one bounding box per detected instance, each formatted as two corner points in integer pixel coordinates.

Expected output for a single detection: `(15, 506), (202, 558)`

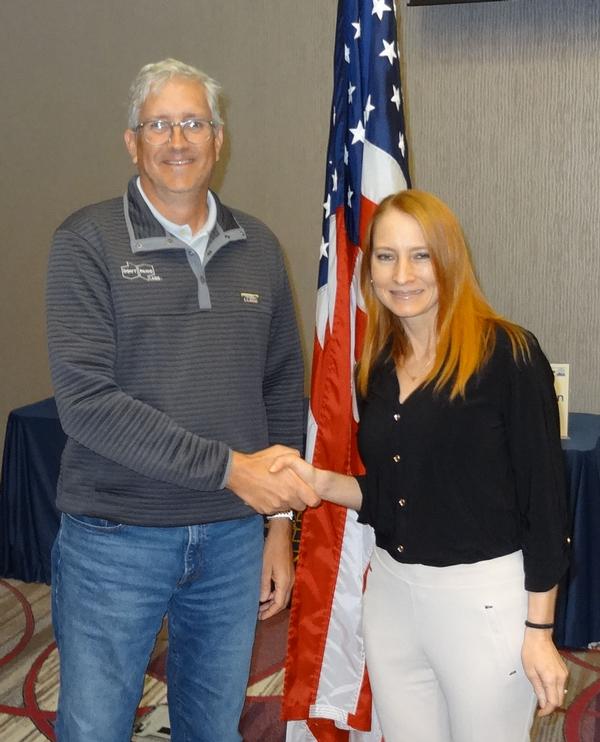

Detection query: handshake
(227, 445), (322, 515)
(227, 445), (361, 514)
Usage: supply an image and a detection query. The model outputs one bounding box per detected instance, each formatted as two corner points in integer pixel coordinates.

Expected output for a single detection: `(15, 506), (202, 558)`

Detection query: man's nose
(169, 123), (186, 146)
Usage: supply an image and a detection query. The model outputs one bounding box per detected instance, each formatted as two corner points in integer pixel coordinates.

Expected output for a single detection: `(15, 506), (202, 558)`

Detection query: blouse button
(393, 413), (401, 421)
(397, 544), (405, 553)
(398, 498), (406, 507)
(392, 454), (401, 463)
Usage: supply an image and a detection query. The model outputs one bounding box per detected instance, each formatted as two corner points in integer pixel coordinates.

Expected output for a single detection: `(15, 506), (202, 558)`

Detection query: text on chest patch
(240, 292), (260, 304)
(121, 261), (162, 282)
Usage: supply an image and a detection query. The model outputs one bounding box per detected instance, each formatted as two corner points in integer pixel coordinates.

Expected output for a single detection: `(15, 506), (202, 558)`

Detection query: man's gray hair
(127, 58), (223, 129)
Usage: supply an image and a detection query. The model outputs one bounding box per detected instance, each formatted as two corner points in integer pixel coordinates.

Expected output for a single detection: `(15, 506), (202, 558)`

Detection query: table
(0, 398), (65, 583)
(1, 400), (600, 648)
(554, 413), (600, 648)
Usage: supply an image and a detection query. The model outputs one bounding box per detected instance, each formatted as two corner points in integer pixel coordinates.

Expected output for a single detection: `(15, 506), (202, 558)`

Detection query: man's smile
(163, 158), (194, 166)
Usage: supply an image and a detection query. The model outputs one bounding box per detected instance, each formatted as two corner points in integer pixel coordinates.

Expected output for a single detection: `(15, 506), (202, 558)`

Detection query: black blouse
(356, 330), (569, 592)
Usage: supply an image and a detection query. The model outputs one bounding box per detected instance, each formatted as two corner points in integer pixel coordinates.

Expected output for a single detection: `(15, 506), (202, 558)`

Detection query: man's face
(124, 77), (223, 209)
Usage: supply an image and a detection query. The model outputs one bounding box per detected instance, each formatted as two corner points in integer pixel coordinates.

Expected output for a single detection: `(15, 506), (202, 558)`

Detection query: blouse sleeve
(355, 475), (370, 524)
(505, 334), (570, 591)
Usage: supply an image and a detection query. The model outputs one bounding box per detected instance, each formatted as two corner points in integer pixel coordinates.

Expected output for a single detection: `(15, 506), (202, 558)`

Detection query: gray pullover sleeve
(47, 226), (231, 492)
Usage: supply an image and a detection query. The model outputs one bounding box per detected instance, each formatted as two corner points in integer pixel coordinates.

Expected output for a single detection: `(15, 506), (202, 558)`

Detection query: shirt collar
(135, 177), (217, 245)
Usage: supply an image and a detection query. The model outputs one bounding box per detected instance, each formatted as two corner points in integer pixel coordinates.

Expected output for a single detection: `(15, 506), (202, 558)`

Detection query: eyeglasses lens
(141, 120), (212, 145)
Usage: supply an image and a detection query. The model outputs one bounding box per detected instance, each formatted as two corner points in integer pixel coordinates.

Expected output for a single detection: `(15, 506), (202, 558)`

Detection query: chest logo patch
(240, 292), (260, 304)
(121, 261), (162, 282)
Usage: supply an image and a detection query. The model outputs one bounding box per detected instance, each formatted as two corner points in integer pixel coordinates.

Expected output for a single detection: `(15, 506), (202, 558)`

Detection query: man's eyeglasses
(135, 118), (216, 145)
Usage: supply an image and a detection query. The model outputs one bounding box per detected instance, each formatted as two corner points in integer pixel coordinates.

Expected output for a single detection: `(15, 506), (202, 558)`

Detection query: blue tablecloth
(0, 398), (64, 583)
(1, 400), (600, 647)
(554, 413), (600, 648)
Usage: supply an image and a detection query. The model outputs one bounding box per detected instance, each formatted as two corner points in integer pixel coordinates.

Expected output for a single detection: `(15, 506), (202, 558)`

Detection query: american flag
(282, 1), (410, 740)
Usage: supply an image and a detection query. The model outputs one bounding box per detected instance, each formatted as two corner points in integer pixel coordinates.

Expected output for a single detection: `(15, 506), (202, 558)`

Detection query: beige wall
(400, 0), (600, 413)
(0, 0), (598, 451)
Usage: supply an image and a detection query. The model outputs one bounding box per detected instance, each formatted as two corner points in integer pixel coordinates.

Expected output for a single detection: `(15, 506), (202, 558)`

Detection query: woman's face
(370, 209), (439, 327)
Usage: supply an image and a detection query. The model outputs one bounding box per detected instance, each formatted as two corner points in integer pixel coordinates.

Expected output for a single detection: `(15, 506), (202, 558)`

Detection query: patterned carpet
(1, 577), (600, 741)
(0, 579), (286, 741)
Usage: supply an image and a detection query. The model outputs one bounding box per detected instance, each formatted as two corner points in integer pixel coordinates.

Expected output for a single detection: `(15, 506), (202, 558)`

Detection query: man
(46, 58), (317, 742)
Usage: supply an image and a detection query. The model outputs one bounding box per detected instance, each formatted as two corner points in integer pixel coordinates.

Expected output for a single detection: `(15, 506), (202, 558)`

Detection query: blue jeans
(51, 513), (264, 742)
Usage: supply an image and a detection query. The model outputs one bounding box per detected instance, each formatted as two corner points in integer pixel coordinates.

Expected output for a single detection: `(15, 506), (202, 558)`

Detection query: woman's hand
(269, 454), (319, 490)
(269, 455), (363, 510)
(521, 629), (569, 716)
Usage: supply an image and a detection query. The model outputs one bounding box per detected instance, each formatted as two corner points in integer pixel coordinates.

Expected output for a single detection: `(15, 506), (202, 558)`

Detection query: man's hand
(269, 454), (363, 510)
(259, 518), (294, 620)
(227, 445), (320, 514)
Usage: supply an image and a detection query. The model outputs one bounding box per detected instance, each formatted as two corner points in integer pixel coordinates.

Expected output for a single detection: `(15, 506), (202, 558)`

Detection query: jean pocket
(64, 513), (124, 532)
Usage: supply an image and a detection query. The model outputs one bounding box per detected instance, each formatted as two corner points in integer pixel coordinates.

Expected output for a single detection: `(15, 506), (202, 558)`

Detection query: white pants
(362, 548), (537, 742)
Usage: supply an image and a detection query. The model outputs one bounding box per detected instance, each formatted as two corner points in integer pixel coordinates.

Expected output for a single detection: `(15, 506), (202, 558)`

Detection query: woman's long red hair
(357, 190), (529, 400)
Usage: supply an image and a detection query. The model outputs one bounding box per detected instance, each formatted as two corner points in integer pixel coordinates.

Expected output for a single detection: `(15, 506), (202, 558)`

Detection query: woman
(273, 190), (569, 741)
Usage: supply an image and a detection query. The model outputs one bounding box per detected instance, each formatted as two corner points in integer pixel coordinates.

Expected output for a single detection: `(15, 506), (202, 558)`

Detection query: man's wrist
(265, 516), (293, 540)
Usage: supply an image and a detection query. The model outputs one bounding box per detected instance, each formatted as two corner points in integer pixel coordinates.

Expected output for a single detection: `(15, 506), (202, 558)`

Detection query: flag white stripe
(312, 511), (376, 723)
(315, 284), (329, 349)
(350, 252), (362, 425)
(305, 406), (318, 464)
(361, 140), (407, 203)
(286, 720), (318, 742)
(327, 215), (338, 335)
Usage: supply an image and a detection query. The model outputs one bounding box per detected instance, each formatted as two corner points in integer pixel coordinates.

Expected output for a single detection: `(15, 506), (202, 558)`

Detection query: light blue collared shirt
(136, 177), (217, 264)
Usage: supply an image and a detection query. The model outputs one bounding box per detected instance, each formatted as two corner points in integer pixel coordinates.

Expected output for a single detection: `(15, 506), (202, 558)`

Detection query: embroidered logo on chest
(121, 261), (162, 282)
(240, 292), (260, 304)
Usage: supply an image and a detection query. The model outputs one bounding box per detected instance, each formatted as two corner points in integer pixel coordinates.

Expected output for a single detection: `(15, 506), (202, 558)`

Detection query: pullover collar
(122, 176), (246, 260)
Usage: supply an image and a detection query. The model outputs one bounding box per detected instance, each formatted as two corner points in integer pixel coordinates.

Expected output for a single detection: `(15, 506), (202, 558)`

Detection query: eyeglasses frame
(134, 118), (217, 145)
